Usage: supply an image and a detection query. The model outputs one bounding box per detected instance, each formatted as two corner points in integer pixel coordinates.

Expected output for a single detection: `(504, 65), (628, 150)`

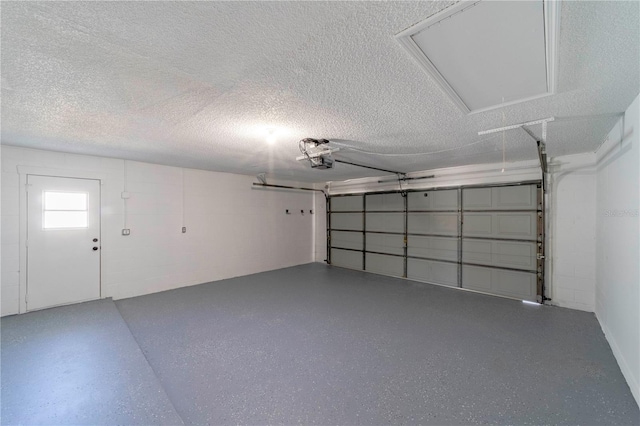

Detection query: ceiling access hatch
(396, 0), (560, 115)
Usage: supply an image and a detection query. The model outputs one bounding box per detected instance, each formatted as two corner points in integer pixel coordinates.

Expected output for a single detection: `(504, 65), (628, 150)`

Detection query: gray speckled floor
(2, 264), (639, 425)
(1, 299), (183, 425)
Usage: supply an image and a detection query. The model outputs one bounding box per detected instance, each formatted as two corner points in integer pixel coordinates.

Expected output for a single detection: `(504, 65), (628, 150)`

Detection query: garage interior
(1, 1), (639, 425)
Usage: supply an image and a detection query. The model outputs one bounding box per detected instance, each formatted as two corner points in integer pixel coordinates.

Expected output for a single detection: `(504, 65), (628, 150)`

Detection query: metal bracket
(536, 141), (548, 193)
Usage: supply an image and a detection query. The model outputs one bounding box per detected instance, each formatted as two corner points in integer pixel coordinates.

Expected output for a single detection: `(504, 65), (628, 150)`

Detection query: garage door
(461, 185), (541, 301)
(329, 194), (364, 270)
(407, 189), (460, 287)
(364, 192), (405, 277)
(328, 183), (543, 302)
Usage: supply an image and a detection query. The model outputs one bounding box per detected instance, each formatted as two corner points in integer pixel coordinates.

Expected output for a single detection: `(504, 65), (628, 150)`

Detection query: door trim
(17, 166), (107, 314)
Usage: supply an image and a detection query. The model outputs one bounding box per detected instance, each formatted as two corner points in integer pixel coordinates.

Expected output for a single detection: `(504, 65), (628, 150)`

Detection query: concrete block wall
(1, 146), (315, 316)
(595, 94), (639, 406)
(548, 165), (597, 311)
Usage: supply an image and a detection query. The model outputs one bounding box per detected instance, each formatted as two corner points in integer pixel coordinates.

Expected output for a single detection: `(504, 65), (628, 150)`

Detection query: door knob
(93, 238), (98, 242)
(92, 247), (98, 251)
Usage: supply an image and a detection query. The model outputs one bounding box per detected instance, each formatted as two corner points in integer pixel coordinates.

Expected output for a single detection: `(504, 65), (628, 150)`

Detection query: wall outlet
(122, 229), (131, 236)
(182, 227), (187, 233)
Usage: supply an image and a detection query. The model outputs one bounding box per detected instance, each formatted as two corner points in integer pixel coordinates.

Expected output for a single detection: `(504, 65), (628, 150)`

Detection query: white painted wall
(546, 154), (597, 311)
(595, 94), (639, 406)
(1, 146), (315, 316)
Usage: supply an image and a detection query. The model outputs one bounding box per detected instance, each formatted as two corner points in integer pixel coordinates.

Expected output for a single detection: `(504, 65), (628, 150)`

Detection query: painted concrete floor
(2, 264), (639, 425)
(1, 299), (182, 425)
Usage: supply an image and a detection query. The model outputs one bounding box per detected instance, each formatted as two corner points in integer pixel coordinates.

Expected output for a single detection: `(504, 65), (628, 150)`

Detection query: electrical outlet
(182, 227), (187, 233)
(122, 229), (130, 236)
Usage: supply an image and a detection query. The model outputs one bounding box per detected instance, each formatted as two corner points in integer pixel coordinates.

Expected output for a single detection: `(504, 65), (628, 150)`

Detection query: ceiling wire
(329, 133), (503, 157)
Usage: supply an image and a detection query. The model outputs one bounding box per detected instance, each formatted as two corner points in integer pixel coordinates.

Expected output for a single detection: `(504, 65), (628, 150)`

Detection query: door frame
(17, 166), (108, 314)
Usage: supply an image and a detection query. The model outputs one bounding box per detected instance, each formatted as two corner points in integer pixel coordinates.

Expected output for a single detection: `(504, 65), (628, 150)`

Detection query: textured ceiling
(2, 1), (638, 182)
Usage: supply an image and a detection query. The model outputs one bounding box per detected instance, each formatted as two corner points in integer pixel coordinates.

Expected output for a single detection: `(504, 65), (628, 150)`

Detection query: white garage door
(328, 183), (543, 302)
(329, 194), (364, 270)
(406, 188), (460, 287)
(461, 185), (541, 301)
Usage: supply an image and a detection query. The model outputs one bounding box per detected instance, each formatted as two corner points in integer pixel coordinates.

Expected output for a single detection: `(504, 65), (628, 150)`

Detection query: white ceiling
(1, 1), (638, 183)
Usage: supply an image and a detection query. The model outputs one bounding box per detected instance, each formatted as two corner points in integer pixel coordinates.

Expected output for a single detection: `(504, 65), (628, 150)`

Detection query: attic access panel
(396, 0), (559, 114)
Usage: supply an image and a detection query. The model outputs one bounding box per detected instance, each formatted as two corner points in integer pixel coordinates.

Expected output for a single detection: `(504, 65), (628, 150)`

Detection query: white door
(27, 175), (101, 311)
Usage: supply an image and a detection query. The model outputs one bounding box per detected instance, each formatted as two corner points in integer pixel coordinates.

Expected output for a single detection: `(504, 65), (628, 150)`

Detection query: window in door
(43, 191), (89, 229)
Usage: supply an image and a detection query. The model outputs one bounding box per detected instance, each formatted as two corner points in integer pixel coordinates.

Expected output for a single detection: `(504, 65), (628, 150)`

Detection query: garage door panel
(366, 213), (404, 233)
(461, 240), (493, 263)
(496, 213), (537, 239)
(496, 185), (537, 209)
(463, 187), (493, 209)
(365, 253), (403, 277)
(331, 231), (362, 251)
(462, 265), (536, 300)
(366, 193), (404, 211)
(366, 233), (404, 255)
(407, 236), (458, 261)
(408, 190), (458, 210)
(463, 240), (536, 270)
(463, 185), (537, 210)
(331, 213), (363, 230)
(431, 262), (459, 287)
(462, 214), (493, 237)
(407, 258), (458, 287)
(407, 212), (458, 235)
(331, 195), (363, 212)
(494, 270), (536, 299)
(463, 212), (537, 240)
(495, 241), (536, 269)
(331, 248), (363, 270)
(462, 265), (492, 291)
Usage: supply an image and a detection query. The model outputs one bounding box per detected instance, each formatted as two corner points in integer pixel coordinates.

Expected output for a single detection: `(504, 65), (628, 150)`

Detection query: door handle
(92, 247), (98, 251)
(93, 238), (98, 242)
